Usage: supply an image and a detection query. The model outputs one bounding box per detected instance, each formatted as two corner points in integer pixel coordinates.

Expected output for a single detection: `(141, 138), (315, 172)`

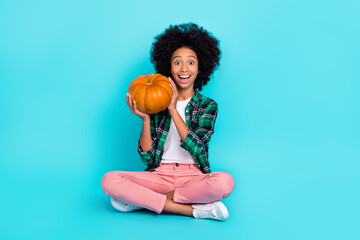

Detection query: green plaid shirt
(137, 91), (218, 173)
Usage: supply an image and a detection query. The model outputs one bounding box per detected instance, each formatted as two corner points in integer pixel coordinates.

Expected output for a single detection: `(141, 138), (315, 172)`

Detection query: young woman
(101, 23), (235, 221)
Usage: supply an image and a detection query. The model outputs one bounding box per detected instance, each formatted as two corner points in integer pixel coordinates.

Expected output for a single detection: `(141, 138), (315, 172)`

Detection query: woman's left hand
(168, 77), (178, 113)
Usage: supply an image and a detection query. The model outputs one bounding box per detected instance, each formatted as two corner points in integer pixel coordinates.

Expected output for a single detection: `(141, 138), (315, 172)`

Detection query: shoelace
(197, 209), (217, 219)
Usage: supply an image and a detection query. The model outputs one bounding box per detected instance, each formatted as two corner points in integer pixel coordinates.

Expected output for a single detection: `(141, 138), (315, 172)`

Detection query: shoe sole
(110, 197), (140, 212)
(111, 197), (130, 212)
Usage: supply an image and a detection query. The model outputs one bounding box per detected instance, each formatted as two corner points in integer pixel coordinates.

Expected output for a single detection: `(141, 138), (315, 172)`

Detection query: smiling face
(170, 47), (199, 92)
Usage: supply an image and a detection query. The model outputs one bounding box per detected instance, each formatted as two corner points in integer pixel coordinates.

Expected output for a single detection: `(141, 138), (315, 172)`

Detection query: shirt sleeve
(137, 136), (157, 165)
(137, 118), (157, 166)
(180, 100), (218, 157)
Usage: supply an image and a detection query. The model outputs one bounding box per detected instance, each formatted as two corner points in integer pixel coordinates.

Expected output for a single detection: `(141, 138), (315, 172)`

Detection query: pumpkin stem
(147, 74), (154, 84)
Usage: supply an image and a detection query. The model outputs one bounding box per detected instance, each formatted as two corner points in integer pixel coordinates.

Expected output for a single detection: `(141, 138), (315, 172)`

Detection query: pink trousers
(101, 163), (235, 213)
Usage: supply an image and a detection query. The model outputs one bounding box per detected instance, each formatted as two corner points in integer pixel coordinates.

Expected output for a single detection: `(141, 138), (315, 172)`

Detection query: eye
(189, 61), (195, 65)
(174, 61), (180, 65)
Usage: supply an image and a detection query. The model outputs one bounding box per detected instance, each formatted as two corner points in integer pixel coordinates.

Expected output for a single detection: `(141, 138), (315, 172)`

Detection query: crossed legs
(101, 170), (234, 216)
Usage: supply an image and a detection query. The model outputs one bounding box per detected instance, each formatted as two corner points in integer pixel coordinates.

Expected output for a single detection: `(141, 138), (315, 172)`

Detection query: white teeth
(179, 75), (190, 79)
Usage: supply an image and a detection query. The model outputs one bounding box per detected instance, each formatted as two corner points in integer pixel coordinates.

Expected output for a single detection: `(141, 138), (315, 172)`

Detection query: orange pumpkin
(128, 73), (172, 114)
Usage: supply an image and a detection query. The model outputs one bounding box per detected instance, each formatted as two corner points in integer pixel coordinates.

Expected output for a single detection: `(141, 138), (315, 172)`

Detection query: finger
(170, 83), (178, 96)
(128, 93), (133, 103)
(169, 83), (177, 97)
(128, 96), (136, 113)
(126, 94), (132, 109)
(168, 77), (177, 88)
(133, 100), (146, 116)
(168, 77), (175, 86)
(133, 100), (140, 112)
(126, 93), (131, 107)
(168, 78), (176, 91)
(127, 94), (132, 107)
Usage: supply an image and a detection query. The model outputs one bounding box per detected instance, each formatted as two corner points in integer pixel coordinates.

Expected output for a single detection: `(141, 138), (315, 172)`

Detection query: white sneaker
(110, 197), (143, 212)
(192, 201), (229, 221)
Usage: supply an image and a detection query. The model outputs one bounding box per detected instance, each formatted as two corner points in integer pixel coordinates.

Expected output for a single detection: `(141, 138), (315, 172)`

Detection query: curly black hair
(150, 23), (221, 91)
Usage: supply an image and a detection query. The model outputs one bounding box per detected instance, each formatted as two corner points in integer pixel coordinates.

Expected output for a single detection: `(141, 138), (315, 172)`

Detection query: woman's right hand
(126, 93), (150, 120)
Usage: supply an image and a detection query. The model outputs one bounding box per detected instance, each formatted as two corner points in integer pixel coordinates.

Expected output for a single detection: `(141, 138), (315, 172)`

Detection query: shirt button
(175, 163), (179, 167)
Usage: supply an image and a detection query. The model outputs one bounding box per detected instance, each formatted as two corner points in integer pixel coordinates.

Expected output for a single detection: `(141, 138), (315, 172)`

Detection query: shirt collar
(189, 90), (200, 107)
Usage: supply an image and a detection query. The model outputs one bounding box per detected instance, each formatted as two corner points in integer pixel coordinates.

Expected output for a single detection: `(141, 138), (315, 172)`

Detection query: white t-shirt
(161, 98), (195, 164)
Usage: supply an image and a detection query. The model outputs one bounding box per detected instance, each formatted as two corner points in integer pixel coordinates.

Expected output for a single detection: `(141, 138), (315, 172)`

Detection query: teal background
(1, 0), (359, 239)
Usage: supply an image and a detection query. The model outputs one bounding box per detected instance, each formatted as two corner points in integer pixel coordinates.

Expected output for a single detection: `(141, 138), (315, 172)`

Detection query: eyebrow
(172, 55), (197, 60)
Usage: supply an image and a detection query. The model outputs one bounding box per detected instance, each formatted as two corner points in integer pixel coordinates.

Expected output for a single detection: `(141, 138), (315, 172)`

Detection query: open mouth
(178, 75), (191, 83)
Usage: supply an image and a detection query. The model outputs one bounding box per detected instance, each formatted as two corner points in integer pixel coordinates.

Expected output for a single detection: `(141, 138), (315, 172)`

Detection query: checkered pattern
(137, 91), (218, 173)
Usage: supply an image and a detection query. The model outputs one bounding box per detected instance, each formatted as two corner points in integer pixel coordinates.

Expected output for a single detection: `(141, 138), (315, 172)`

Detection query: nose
(180, 64), (188, 72)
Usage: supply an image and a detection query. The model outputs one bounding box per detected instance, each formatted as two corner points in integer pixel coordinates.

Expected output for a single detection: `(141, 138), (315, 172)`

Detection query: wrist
(168, 107), (177, 115)
(141, 116), (150, 122)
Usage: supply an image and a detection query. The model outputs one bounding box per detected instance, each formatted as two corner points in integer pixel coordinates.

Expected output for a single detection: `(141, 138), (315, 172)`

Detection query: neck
(177, 88), (195, 101)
